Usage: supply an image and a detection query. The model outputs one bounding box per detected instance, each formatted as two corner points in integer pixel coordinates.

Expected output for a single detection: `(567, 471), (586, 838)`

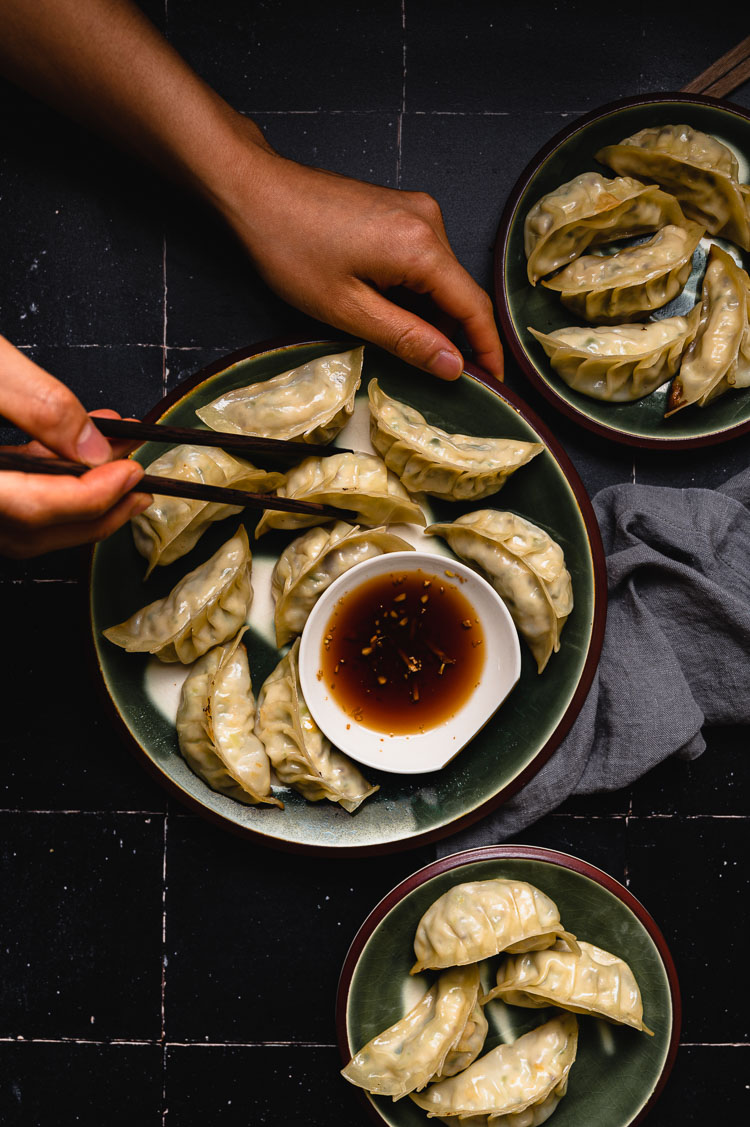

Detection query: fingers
(0, 460), (151, 559)
(0, 335), (112, 465)
(399, 248), (504, 381)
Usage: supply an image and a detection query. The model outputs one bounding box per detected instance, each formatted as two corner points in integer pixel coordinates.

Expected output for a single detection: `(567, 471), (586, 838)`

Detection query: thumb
(0, 336), (112, 466)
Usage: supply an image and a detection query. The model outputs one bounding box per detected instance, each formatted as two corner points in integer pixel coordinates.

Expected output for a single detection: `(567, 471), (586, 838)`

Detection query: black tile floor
(1, 2), (749, 1123)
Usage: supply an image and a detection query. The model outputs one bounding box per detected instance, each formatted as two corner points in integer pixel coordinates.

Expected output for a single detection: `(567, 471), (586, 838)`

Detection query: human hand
(0, 337), (151, 558)
(217, 130), (504, 382)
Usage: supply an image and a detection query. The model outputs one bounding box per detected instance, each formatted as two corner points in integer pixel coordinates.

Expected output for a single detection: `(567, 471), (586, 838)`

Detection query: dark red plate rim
(494, 90), (750, 451)
(335, 844), (682, 1127)
(87, 335), (607, 857)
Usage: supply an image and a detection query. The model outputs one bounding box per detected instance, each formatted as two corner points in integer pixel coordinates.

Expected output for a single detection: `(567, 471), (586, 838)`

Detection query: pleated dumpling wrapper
(176, 631), (281, 808)
(367, 379), (543, 500)
(666, 244), (750, 415)
(410, 1013), (578, 1122)
(524, 171), (686, 284)
(528, 310), (699, 402)
(195, 346), (363, 443)
(597, 124), (750, 250)
(255, 638), (378, 813)
(271, 520), (414, 647)
(411, 879), (579, 974)
(103, 525), (252, 664)
(541, 221), (704, 324)
(482, 939), (653, 1035)
(132, 444), (284, 577)
(254, 450), (425, 537)
(341, 964), (484, 1100)
(425, 510), (573, 674)
(442, 1077), (570, 1127)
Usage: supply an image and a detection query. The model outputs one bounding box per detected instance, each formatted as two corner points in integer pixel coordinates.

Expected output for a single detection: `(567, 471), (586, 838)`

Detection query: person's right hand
(0, 335), (151, 559)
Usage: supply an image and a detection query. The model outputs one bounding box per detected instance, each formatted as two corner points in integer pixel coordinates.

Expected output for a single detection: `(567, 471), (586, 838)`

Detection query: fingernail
(130, 493), (153, 516)
(125, 464), (145, 491)
(76, 420), (111, 466)
(428, 350), (463, 380)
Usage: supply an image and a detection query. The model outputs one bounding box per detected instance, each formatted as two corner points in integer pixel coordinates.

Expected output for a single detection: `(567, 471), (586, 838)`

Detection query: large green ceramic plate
(89, 338), (605, 854)
(338, 847), (680, 1126)
(495, 93), (750, 449)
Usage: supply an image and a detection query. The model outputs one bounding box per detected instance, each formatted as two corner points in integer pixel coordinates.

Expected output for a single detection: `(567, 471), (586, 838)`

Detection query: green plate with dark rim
(89, 337), (606, 855)
(337, 846), (680, 1126)
(495, 92), (750, 449)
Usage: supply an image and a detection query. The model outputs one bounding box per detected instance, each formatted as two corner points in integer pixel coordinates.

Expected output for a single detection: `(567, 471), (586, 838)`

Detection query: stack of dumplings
(102, 345), (573, 814)
(341, 876), (653, 1124)
(525, 123), (750, 414)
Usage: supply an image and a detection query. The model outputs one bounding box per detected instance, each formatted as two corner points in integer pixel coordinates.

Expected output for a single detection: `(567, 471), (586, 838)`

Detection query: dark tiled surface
(1, 2), (748, 1123)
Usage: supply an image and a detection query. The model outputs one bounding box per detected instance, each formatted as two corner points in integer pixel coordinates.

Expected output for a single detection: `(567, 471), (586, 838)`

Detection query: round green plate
(337, 846), (680, 1126)
(89, 338), (605, 855)
(495, 92), (750, 449)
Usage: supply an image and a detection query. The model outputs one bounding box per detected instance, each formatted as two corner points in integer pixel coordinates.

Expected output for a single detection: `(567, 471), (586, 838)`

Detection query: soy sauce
(319, 567), (485, 735)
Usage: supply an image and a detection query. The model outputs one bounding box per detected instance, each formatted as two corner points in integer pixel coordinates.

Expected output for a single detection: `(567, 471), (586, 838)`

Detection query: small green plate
(89, 338), (605, 855)
(495, 92), (750, 449)
(337, 846), (680, 1126)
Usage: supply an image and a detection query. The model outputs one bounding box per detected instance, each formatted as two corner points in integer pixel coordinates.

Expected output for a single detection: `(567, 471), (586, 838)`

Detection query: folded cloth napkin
(438, 465), (750, 854)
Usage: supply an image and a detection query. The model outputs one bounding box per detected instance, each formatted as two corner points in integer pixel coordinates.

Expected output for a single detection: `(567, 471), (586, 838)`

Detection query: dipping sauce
(319, 567), (485, 735)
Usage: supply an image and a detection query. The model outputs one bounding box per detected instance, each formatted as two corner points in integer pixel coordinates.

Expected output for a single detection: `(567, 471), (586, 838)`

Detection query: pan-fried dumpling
(341, 965), (481, 1100)
(524, 171), (686, 283)
(131, 444), (283, 577)
(411, 879), (579, 974)
(367, 379), (544, 500)
(195, 347), (363, 443)
(444, 1077), (570, 1127)
(271, 521), (414, 646)
(483, 939), (653, 1035)
(254, 451), (425, 538)
(176, 632), (282, 807)
(541, 221), (705, 323)
(410, 1013), (578, 1122)
(597, 124), (750, 250)
(434, 998), (488, 1080)
(528, 310), (699, 402)
(255, 638), (378, 812)
(666, 244), (750, 415)
(425, 510), (573, 673)
(103, 525), (253, 664)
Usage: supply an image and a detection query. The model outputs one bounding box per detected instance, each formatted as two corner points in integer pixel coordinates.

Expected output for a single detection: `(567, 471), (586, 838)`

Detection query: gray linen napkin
(438, 465), (750, 853)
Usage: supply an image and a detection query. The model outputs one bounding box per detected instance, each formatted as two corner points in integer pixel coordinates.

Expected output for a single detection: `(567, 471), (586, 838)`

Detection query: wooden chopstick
(0, 449), (359, 523)
(682, 35), (750, 97)
(93, 416), (355, 460)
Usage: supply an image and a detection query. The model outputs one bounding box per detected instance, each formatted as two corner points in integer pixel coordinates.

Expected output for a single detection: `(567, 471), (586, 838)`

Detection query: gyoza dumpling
(410, 1014), (578, 1121)
(597, 124), (750, 250)
(524, 171), (686, 283)
(411, 879), (579, 974)
(271, 521), (414, 646)
(528, 310), (699, 402)
(132, 444), (283, 577)
(367, 379), (544, 500)
(667, 244), (750, 415)
(254, 451), (425, 537)
(103, 525), (252, 664)
(425, 510), (573, 673)
(483, 939), (653, 1035)
(195, 347), (363, 442)
(434, 998), (489, 1080)
(255, 638), (378, 812)
(442, 1077), (570, 1127)
(341, 965), (482, 1100)
(176, 632), (282, 807)
(541, 221), (705, 323)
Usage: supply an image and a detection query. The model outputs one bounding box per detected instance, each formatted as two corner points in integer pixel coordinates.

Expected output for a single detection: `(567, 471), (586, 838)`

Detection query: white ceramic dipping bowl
(298, 551), (521, 775)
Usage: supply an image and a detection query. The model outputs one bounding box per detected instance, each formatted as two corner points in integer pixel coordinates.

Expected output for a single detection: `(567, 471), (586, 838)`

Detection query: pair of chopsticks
(0, 417), (359, 523)
(682, 35), (750, 98)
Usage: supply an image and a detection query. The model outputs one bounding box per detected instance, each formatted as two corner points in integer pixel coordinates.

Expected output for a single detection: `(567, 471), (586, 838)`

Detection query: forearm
(0, 0), (272, 209)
